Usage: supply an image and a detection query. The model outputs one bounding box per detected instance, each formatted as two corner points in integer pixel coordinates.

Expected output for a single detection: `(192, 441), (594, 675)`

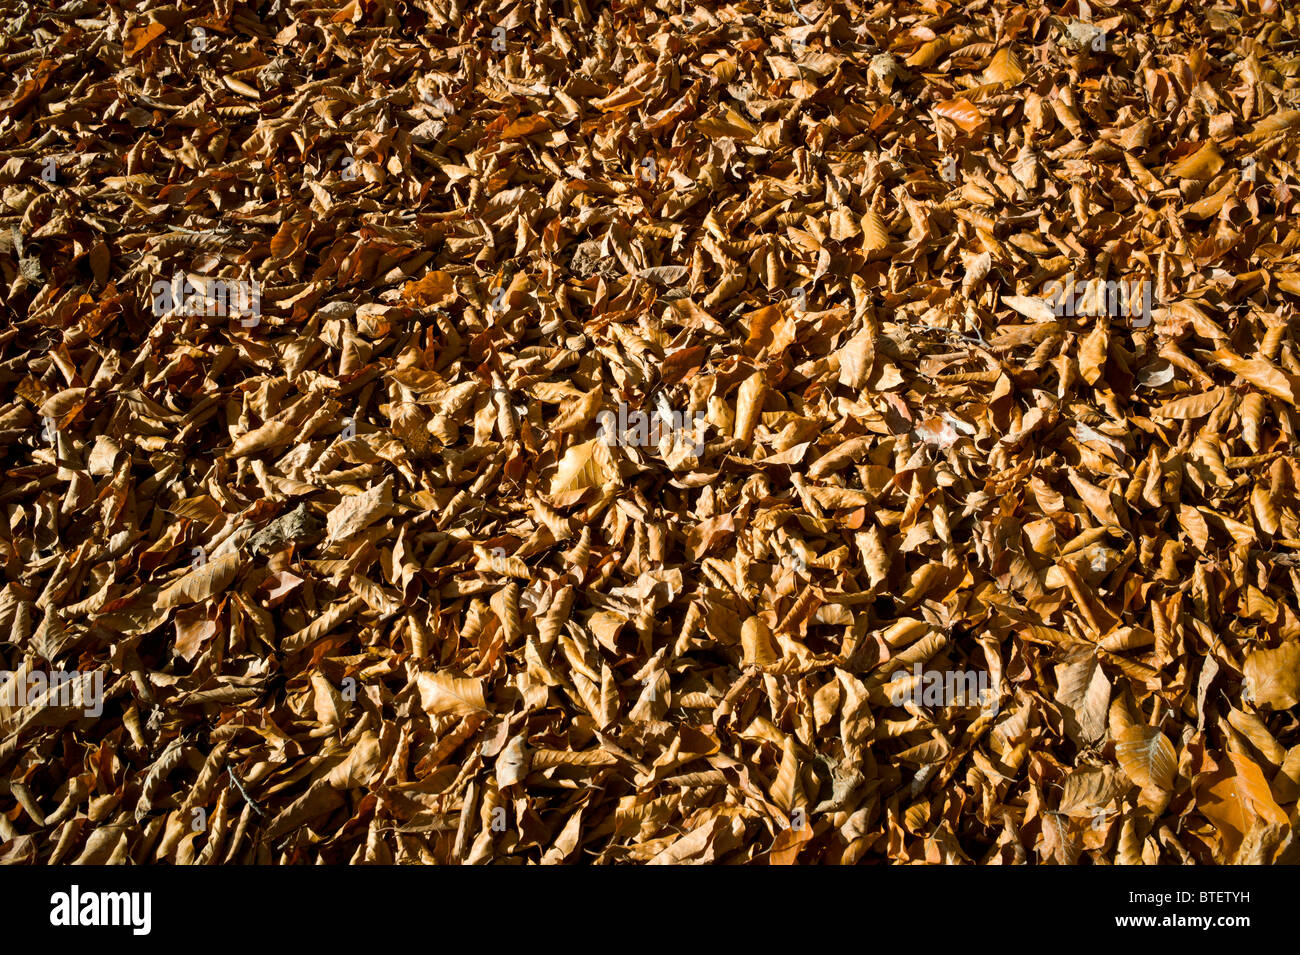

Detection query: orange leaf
(402, 270), (456, 308)
(769, 822), (813, 864)
(124, 21), (167, 58)
(934, 98), (985, 133)
(501, 115), (552, 139)
(1197, 752), (1289, 854)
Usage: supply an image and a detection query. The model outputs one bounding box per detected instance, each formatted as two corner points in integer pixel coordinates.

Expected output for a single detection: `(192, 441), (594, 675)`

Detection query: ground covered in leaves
(3, 0), (1300, 864)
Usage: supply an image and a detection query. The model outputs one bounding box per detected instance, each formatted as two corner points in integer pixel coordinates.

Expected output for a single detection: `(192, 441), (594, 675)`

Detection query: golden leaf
(229, 419), (297, 458)
(1152, 389), (1226, 419)
(1054, 649), (1111, 743)
(860, 209), (891, 251)
(155, 553), (241, 610)
(768, 822), (813, 864)
(769, 735), (802, 812)
(741, 615), (779, 667)
(417, 672), (489, 716)
(1213, 350), (1298, 406)
(501, 114), (552, 139)
(1244, 642), (1300, 710)
(1079, 319), (1109, 385)
(549, 438), (619, 495)
(934, 98), (985, 134)
(1002, 295), (1057, 323)
(733, 371), (767, 447)
(1114, 724), (1176, 792)
(1168, 141), (1225, 180)
(836, 327), (876, 389)
(1240, 392), (1266, 452)
(1248, 109), (1300, 140)
(906, 37), (949, 68)
(984, 46), (1025, 86)
(325, 477), (394, 543)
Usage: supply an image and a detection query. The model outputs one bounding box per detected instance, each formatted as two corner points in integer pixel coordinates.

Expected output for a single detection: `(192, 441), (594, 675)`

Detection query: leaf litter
(1, 0), (1300, 865)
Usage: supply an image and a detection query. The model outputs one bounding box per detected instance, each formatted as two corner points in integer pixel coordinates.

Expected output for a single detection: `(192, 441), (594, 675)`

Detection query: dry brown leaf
(417, 672), (489, 717)
(1114, 724), (1177, 792)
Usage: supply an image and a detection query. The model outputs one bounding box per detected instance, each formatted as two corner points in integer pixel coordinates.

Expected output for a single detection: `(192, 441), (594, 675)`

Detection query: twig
(227, 767), (266, 817)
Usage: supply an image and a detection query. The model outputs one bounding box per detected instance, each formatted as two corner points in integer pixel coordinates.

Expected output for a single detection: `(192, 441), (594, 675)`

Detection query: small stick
(227, 768), (266, 818)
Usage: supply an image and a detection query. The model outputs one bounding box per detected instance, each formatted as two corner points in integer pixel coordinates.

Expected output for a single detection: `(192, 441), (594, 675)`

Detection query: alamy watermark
(889, 663), (999, 716)
(596, 402), (706, 457)
(0, 669), (104, 718)
(1043, 273), (1152, 328)
(50, 886), (150, 935)
(151, 272), (261, 326)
